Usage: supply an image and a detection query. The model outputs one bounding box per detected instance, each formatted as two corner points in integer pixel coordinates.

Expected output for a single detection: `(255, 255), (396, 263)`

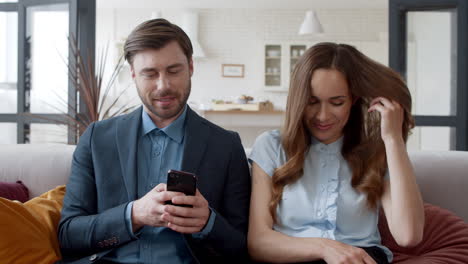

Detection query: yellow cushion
(0, 185), (66, 264)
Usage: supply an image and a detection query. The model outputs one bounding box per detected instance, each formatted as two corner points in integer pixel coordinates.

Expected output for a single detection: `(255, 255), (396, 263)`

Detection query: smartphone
(165, 169), (197, 207)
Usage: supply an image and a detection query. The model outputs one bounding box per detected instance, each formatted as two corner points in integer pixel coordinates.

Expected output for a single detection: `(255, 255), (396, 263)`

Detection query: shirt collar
(141, 105), (187, 144)
(311, 136), (343, 154)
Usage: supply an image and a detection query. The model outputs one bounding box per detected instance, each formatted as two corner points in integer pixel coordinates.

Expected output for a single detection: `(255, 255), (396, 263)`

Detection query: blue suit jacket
(58, 106), (251, 263)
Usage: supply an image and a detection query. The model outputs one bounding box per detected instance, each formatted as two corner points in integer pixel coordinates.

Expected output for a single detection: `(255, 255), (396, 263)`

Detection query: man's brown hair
(124, 18), (193, 65)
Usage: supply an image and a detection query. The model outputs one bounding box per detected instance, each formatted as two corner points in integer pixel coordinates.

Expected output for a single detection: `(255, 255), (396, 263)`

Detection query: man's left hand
(161, 189), (211, 234)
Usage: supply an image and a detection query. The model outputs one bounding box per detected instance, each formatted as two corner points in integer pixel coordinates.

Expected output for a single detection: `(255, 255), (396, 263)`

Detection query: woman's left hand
(368, 97), (404, 144)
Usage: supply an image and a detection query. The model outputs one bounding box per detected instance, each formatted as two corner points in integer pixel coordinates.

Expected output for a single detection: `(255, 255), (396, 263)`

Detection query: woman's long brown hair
(270, 42), (414, 222)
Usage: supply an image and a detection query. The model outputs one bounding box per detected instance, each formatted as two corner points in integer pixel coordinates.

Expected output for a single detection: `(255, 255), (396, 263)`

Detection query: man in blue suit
(58, 19), (251, 263)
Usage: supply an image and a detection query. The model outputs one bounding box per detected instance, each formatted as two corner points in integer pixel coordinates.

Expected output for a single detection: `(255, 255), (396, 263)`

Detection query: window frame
(0, 0), (95, 144)
(389, 0), (468, 150)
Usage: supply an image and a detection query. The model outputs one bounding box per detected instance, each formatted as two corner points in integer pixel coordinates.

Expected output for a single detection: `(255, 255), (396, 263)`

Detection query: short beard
(139, 80), (191, 121)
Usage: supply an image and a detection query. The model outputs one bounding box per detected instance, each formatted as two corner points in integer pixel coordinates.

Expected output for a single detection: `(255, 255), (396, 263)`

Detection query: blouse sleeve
(248, 130), (284, 177)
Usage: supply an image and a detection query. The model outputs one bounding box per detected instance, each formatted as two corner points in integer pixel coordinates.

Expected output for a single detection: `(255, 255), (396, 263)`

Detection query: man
(58, 19), (251, 263)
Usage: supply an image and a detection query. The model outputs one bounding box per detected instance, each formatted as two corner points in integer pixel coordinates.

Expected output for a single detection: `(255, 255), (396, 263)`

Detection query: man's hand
(131, 183), (185, 232)
(161, 189), (211, 234)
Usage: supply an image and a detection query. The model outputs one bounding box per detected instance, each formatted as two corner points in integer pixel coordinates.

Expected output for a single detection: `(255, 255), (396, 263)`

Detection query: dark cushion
(379, 203), (468, 263)
(0, 181), (29, 202)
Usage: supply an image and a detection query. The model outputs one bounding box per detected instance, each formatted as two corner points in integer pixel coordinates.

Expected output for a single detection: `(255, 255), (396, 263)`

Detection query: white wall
(96, 8), (388, 111)
(95, 8), (391, 148)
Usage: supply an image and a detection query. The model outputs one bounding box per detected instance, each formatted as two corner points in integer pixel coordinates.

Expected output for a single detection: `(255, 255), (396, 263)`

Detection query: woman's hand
(321, 239), (376, 264)
(368, 97), (404, 144)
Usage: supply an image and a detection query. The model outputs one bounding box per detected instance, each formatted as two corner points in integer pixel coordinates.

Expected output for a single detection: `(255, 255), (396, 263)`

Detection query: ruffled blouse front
(249, 130), (392, 262)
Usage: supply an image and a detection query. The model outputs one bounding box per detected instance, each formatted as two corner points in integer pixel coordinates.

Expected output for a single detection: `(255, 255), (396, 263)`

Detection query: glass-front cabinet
(289, 45), (307, 74)
(264, 45), (281, 87)
(263, 41), (389, 93)
(264, 43), (311, 92)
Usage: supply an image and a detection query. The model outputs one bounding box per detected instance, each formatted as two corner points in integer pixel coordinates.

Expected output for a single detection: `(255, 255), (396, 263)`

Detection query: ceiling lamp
(298, 10), (324, 35)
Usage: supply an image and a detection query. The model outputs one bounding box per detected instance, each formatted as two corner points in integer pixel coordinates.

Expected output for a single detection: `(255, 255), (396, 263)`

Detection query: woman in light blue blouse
(248, 43), (424, 264)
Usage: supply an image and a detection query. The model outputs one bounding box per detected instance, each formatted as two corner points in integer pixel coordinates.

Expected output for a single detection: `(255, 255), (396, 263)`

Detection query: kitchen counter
(201, 110), (284, 148)
(202, 110), (284, 127)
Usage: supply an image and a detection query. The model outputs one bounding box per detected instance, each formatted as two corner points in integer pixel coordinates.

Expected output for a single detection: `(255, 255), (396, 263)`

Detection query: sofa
(0, 144), (467, 263)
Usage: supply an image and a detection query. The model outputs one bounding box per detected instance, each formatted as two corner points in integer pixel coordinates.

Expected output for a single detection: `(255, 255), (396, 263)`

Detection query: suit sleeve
(190, 132), (251, 260)
(58, 123), (135, 253)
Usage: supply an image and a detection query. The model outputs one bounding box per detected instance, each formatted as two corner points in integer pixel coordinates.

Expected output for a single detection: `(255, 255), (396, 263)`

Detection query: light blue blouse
(249, 130), (392, 262)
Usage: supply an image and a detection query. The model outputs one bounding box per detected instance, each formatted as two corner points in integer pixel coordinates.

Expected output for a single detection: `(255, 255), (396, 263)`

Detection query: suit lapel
(116, 107), (142, 201)
(181, 107), (210, 175)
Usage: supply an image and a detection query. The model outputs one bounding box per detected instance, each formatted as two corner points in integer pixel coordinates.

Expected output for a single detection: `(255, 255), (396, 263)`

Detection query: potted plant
(31, 40), (137, 142)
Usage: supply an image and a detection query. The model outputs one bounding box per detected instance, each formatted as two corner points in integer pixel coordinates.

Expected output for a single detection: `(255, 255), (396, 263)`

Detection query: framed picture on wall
(222, 64), (244, 78)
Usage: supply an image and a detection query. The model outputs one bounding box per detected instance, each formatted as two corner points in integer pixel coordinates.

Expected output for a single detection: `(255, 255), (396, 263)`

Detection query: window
(389, 0), (467, 150)
(0, 11), (17, 114)
(0, 0), (95, 144)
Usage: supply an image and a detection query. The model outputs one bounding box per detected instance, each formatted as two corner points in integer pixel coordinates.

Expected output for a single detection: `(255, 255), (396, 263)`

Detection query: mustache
(151, 90), (178, 98)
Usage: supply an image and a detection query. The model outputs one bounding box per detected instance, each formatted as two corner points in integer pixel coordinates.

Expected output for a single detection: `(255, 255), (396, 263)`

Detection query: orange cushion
(0, 185), (66, 264)
(379, 203), (468, 264)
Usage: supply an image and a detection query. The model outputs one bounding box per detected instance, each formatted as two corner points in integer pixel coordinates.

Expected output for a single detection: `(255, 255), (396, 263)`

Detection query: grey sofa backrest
(0, 144), (467, 221)
(409, 151), (468, 222)
(0, 144), (75, 198)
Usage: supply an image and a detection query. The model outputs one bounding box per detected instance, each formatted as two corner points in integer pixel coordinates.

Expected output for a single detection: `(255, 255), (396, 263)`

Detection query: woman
(248, 43), (424, 264)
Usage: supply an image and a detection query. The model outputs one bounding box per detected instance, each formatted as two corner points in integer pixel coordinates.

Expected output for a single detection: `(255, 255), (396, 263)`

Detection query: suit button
(89, 254), (97, 261)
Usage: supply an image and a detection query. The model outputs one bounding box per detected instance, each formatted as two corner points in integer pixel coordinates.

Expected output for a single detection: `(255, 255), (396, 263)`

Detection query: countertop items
(211, 100), (274, 112)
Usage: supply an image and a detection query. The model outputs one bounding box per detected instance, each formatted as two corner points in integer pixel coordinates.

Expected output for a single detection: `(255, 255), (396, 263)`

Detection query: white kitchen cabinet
(263, 41), (388, 93)
(263, 42), (315, 92)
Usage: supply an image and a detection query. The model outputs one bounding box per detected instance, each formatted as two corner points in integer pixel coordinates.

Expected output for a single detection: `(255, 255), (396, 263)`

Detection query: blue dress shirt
(249, 130), (392, 263)
(103, 106), (216, 263)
